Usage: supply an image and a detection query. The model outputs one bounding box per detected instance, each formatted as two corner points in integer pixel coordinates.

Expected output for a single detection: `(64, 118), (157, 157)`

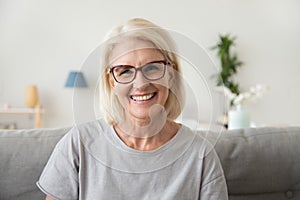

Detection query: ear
(109, 74), (115, 89)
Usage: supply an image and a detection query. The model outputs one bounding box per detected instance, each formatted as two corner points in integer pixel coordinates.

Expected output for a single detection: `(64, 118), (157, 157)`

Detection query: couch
(0, 126), (299, 200)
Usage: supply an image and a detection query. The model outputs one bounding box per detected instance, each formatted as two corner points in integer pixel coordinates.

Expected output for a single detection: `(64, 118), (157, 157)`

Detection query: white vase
(228, 104), (250, 130)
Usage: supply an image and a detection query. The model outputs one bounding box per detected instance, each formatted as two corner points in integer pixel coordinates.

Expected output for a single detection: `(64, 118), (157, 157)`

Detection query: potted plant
(212, 35), (268, 128)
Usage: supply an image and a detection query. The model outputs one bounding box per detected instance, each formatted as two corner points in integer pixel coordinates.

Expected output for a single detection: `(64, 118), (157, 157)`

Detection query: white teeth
(131, 94), (154, 101)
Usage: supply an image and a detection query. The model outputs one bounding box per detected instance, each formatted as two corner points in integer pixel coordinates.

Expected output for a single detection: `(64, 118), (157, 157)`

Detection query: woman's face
(109, 39), (172, 123)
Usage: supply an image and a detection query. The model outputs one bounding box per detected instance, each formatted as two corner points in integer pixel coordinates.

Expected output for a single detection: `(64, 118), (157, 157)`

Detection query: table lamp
(65, 71), (88, 88)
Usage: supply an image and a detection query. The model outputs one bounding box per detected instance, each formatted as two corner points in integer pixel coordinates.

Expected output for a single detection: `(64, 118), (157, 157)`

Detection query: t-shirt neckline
(109, 124), (185, 155)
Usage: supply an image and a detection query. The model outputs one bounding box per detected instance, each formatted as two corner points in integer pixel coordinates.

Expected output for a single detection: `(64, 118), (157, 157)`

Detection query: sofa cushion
(204, 127), (300, 200)
(0, 127), (70, 200)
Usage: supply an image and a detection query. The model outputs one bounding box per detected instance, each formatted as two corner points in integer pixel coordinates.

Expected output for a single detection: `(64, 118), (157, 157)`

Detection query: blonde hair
(99, 18), (185, 125)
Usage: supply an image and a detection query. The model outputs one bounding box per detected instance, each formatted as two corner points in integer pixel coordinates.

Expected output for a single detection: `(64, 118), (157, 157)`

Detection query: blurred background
(0, 0), (299, 129)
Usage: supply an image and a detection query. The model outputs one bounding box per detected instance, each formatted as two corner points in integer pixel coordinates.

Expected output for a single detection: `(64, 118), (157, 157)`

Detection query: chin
(129, 110), (152, 121)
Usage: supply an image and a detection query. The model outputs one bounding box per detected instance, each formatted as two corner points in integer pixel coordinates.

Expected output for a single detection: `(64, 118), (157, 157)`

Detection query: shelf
(0, 108), (38, 114)
(0, 105), (43, 128)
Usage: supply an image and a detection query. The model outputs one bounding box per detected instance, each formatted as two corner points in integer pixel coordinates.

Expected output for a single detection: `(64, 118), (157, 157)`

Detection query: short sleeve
(37, 127), (80, 200)
(200, 145), (228, 200)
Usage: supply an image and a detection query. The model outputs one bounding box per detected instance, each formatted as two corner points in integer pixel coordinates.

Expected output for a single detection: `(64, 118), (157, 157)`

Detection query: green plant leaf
(211, 34), (243, 95)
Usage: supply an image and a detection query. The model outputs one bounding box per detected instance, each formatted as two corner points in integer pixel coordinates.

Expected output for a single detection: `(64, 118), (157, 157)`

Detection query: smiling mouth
(130, 93), (156, 101)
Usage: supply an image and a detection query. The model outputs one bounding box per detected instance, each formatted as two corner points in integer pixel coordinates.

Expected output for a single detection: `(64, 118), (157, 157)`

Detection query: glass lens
(142, 62), (165, 80)
(112, 66), (135, 83)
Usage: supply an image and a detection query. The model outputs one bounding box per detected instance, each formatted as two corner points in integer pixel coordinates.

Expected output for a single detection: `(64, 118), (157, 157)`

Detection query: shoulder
(69, 118), (109, 138)
(74, 118), (110, 135)
(180, 126), (219, 160)
(55, 118), (110, 151)
(180, 125), (213, 148)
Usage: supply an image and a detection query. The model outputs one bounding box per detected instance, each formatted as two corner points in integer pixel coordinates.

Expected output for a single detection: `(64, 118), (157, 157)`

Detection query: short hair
(99, 18), (185, 125)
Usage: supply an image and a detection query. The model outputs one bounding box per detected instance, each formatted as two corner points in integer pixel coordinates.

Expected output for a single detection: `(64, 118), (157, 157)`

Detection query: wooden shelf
(0, 105), (43, 128)
(0, 108), (37, 114)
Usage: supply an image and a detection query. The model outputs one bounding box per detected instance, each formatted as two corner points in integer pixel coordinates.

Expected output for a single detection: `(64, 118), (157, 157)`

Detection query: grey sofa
(0, 126), (299, 200)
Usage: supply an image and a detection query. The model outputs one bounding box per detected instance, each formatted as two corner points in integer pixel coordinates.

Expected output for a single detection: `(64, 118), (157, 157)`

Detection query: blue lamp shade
(65, 71), (88, 88)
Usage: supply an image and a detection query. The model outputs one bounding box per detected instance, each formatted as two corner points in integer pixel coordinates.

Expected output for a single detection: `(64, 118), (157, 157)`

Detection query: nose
(132, 70), (150, 88)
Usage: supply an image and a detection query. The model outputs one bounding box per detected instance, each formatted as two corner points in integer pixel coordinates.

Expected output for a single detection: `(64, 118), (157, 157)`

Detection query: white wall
(0, 0), (299, 128)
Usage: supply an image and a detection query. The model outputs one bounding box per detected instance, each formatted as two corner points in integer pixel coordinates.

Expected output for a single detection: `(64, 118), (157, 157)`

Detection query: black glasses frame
(109, 60), (169, 84)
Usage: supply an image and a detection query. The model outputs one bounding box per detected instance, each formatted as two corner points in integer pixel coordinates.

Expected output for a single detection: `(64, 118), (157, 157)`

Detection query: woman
(37, 18), (228, 200)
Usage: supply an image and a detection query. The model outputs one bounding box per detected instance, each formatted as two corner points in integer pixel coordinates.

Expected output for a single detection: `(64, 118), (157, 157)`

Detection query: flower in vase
(232, 84), (269, 107)
(215, 84), (269, 108)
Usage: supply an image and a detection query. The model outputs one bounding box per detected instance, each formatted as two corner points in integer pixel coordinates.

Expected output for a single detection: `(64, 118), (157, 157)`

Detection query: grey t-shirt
(37, 119), (228, 200)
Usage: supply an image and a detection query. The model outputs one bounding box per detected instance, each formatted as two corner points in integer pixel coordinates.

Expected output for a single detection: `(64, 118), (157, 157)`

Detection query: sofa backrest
(206, 126), (300, 200)
(0, 127), (70, 200)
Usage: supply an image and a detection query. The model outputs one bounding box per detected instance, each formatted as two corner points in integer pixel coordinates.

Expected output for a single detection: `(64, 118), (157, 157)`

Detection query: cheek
(153, 83), (169, 102)
(161, 87), (170, 101)
(153, 75), (172, 89)
(113, 83), (131, 102)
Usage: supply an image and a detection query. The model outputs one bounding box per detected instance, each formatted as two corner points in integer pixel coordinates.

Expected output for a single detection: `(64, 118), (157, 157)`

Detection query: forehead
(109, 38), (164, 66)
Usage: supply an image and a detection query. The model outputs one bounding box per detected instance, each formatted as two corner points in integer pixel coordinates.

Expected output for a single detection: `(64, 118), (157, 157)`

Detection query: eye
(143, 64), (160, 73)
(114, 66), (135, 76)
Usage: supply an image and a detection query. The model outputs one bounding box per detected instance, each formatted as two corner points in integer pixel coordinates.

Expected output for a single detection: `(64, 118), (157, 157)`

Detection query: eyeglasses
(109, 60), (169, 84)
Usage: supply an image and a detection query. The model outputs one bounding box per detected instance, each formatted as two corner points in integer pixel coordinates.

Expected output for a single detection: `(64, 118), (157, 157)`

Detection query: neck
(114, 120), (180, 151)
